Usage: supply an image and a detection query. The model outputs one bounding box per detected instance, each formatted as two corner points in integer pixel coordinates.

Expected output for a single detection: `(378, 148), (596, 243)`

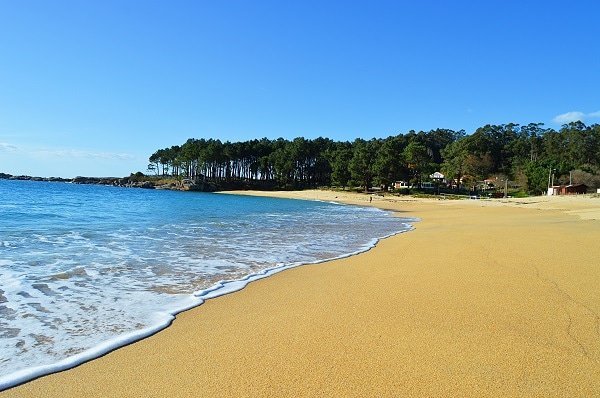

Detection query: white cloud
(552, 110), (600, 124)
(0, 140), (134, 160)
(553, 111), (585, 124)
(33, 149), (135, 161)
(0, 143), (18, 152)
(588, 110), (600, 118)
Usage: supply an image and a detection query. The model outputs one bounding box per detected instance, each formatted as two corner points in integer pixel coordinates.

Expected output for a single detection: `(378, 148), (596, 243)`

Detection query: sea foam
(0, 180), (415, 390)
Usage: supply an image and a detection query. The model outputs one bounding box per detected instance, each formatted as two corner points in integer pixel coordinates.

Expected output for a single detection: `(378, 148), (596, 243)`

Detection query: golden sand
(3, 192), (600, 397)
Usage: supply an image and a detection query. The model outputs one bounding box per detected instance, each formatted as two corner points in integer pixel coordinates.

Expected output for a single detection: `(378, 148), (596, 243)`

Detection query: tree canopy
(147, 122), (600, 194)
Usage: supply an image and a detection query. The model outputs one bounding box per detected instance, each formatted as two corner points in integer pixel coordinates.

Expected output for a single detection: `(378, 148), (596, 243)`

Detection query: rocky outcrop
(0, 173), (70, 182)
(1, 172), (221, 192)
(72, 176), (120, 185)
(70, 176), (156, 189)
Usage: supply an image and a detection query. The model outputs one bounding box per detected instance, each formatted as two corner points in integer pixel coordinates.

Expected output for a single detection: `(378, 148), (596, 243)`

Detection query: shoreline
(0, 192), (413, 392)
(3, 191), (600, 397)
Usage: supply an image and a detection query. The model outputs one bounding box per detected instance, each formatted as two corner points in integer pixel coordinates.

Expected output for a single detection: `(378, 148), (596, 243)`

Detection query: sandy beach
(3, 191), (600, 397)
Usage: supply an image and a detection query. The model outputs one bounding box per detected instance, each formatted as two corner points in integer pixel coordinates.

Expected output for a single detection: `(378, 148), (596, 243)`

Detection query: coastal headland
(3, 191), (600, 397)
(0, 173), (193, 190)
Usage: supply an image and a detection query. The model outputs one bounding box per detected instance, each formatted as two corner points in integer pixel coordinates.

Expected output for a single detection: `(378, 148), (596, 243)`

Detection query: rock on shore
(0, 173), (217, 191)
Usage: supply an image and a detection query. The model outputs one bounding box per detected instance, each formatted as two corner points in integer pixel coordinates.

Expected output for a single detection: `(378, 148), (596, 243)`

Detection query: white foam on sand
(0, 219), (416, 391)
(1, 185), (417, 392)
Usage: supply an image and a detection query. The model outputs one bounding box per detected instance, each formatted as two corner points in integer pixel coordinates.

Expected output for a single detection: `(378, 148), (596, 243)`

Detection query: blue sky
(1, 0), (599, 177)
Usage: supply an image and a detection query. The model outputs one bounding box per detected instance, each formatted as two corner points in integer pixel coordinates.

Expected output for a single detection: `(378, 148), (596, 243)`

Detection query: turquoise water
(0, 180), (413, 389)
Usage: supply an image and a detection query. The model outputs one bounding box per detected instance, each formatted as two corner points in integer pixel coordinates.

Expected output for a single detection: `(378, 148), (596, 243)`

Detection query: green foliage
(128, 171), (147, 182)
(441, 140), (468, 190)
(328, 142), (353, 187)
(348, 139), (380, 190)
(403, 140), (433, 187)
(511, 191), (529, 198)
(524, 162), (550, 195)
(146, 122), (600, 194)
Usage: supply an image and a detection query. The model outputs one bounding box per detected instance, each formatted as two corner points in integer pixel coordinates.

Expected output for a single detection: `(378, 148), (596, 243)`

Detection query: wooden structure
(394, 181), (410, 189)
(548, 184), (588, 195)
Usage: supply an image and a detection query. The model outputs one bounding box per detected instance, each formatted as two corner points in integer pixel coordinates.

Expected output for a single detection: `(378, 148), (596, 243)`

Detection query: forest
(147, 121), (600, 195)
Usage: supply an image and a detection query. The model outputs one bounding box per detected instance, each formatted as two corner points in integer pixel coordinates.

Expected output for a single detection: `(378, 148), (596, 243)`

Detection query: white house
(429, 171), (445, 181)
(394, 181), (411, 189)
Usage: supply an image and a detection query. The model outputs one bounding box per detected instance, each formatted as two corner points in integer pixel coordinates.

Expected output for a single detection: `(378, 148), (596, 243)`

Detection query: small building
(563, 184), (588, 195)
(429, 171), (445, 182)
(476, 179), (496, 191)
(548, 184), (588, 195)
(483, 179), (496, 188)
(394, 181), (410, 189)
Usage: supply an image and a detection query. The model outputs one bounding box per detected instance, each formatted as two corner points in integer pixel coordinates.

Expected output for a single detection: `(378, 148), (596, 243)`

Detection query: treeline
(147, 121), (600, 194)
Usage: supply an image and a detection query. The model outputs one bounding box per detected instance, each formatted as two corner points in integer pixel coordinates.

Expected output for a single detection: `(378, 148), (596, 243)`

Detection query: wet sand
(4, 191), (600, 397)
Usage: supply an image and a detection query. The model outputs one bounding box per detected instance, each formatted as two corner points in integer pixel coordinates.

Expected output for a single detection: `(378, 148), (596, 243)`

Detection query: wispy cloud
(33, 149), (135, 161)
(0, 143), (18, 152)
(1, 141), (135, 161)
(553, 110), (600, 124)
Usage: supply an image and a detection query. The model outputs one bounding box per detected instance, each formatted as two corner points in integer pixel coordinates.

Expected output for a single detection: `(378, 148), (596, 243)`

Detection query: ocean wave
(0, 182), (415, 391)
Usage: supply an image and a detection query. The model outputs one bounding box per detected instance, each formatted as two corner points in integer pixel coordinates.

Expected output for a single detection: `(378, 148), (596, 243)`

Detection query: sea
(0, 179), (414, 390)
